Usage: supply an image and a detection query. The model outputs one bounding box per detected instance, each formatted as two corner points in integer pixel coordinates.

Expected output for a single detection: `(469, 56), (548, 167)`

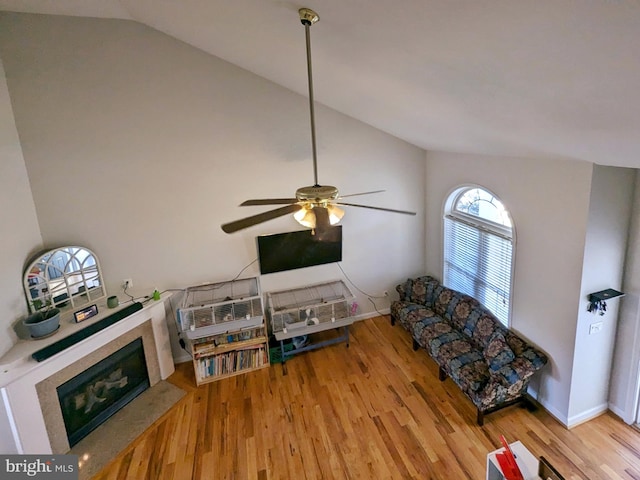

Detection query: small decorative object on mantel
(587, 288), (625, 316)
(74, 304), (98, 323)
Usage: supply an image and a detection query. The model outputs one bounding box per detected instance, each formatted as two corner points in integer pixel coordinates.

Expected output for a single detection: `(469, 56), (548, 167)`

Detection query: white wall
(0, 13), (425, 360)
(425, 151), (593, 424)
(610, 171), (640, 422)
(0, 58), (43, 452)
(0, 57), (43, 354)
(568, 165), (634, 426)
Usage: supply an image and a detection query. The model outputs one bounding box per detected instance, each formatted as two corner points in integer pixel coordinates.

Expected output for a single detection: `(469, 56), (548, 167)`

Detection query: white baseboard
(173, 351), (192, 364)
(608, 402), (630, 424)
(534, 399), (609, 429)
(566, 403), (609, 428)
(535, 399), (569, 427)
(354, 308), (390, 321)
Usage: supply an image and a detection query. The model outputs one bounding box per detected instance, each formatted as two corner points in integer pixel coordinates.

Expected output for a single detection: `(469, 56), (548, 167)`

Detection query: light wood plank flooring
(93, 316), (640, 479)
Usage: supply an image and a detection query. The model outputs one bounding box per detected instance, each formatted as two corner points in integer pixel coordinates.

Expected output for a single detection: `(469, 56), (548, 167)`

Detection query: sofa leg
(438, 366), (447, 381)
(477, 409), (484, 426)
(390, 314), (396, 326)
(520, 395), (537, 412)
(475, 397), (528, 426)
(412, 339), (419, 351)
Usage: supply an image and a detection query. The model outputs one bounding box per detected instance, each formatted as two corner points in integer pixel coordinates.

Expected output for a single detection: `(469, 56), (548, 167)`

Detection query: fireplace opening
(57, 337), (150, 447)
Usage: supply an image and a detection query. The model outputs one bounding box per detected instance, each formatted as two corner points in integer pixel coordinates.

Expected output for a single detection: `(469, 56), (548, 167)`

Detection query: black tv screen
(257, 227), (342, 274)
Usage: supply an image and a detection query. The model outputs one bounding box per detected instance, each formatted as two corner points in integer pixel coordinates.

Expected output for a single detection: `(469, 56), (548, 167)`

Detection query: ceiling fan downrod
(300, 8), (320, 187)
(218, 8), (416, 234)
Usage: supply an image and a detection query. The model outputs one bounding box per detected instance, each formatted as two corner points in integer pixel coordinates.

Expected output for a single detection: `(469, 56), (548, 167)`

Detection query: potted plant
(23, 300), (61, 338)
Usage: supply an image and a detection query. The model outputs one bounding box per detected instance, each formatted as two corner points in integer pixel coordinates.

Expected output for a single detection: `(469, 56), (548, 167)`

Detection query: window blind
(443, 215), (512, 326)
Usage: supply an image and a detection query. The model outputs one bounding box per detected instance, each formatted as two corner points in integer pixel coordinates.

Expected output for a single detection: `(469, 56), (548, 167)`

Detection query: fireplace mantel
(0, 295), (175, 454)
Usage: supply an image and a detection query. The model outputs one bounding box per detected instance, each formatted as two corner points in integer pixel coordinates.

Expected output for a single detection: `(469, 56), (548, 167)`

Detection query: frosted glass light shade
(294, 204), (344, 228)
(327, 205), (344, 225)
(294, 207), (316, 228)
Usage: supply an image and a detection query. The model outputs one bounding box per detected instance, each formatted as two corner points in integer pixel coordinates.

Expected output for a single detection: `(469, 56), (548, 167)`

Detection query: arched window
(443, 186), (514, 326)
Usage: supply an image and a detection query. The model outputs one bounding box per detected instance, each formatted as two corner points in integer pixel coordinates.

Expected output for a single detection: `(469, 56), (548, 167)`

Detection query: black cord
(182, 258), (259, 294)
(123, 282), (135, 302)
(232, 258), (259, 281)
(367, 296), (385, 318)
(159, 287), (187, 295)
(336, 262), (386, 298)
(168, 295), (192, 358)
(336, 262), (389, 318)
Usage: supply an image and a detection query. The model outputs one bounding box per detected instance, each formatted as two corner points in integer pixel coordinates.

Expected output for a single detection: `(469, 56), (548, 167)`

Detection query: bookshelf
(176, 277), (270, 385)
(190, 325), (269, 385)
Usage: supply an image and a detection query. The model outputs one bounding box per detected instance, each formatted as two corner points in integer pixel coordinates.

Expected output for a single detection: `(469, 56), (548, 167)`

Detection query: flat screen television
(257, 227), (342, 275)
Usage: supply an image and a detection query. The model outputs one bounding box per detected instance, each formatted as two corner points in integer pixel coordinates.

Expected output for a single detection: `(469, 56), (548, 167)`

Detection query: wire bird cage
(267, 280), (355, 336)
(177, 277), (264, 339)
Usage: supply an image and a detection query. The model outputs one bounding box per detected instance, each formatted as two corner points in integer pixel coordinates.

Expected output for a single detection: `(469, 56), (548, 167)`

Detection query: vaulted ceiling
(2, 0), (640, 167)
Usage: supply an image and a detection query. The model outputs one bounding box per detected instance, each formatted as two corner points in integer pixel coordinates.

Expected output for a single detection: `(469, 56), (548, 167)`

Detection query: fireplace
(1, 298), (175, 455)
(57, 338), (150, 447)
(31, 318), (166, 454)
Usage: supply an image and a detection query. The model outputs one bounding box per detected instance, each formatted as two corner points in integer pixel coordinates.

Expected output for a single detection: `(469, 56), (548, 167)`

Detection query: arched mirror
(24, 246), (106, 314)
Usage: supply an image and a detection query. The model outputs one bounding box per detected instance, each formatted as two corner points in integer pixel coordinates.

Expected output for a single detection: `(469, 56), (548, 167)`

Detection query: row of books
(196, 346), (268, 379)
(192, 325), (265, 346)
(192, 329), (267, 359)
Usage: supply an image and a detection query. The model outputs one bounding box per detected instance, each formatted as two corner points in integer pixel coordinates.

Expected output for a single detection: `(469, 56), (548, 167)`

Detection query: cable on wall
(336, 262), (389, 318)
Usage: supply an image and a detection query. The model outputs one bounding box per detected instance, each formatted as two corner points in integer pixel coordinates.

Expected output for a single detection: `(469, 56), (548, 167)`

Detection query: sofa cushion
(448, 352), (490, 393)
(426, 331), (489, 393)
(460, 308), (484, 338)
(391, 302), (436, 331)
(471, 313), (504, 349)
(416, 320), (456, 348)
(450, 294), (483, 331)
(434, 286), (455, 317)
(483, 332), (516, 372)
(411, 311), (444, 343)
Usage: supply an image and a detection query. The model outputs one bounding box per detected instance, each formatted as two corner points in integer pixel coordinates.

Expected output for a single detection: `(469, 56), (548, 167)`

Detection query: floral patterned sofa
(390, 275), (548, 425)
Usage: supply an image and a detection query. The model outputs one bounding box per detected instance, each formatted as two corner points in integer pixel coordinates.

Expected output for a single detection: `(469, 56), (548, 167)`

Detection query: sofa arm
(492, 349), (547, 387)
(396, 278), (414, 301)
(396, 275), (441, 305)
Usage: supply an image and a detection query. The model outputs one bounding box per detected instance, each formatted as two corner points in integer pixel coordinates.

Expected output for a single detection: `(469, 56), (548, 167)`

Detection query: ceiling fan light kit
(294, 204), (345, 229)
(220, 8), (416, 234)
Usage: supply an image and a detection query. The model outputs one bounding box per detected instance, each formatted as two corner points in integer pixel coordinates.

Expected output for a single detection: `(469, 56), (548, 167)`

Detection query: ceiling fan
(221, 8), (416, 234)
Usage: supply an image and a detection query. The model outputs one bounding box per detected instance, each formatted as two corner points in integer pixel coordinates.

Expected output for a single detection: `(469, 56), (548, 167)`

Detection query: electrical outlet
(589, 321), (604, 335)
(123, 278), (133, 290)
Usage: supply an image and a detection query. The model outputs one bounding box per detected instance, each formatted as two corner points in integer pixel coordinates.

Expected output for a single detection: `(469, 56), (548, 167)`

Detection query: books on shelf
(192, 326), (266, 358)
(196, 345), (268, 380)
(192, 325), (265, 347)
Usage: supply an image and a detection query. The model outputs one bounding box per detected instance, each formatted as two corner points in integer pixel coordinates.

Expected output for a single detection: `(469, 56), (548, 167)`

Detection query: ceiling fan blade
(221, 204), (302, 233)
(336, 202), (416, 216)
(338, 190), (385, 199)
(240, 198), (298, 206)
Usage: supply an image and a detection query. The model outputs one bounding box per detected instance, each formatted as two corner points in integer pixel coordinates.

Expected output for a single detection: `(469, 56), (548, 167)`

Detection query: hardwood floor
(93, 316), (640, 479)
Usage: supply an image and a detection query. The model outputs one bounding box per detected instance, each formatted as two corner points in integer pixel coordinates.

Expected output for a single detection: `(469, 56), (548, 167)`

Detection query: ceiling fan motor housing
(296, 185), (339, 203)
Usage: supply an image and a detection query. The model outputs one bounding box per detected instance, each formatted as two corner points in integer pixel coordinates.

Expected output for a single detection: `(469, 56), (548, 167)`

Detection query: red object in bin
(495, 435), (524, 480)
